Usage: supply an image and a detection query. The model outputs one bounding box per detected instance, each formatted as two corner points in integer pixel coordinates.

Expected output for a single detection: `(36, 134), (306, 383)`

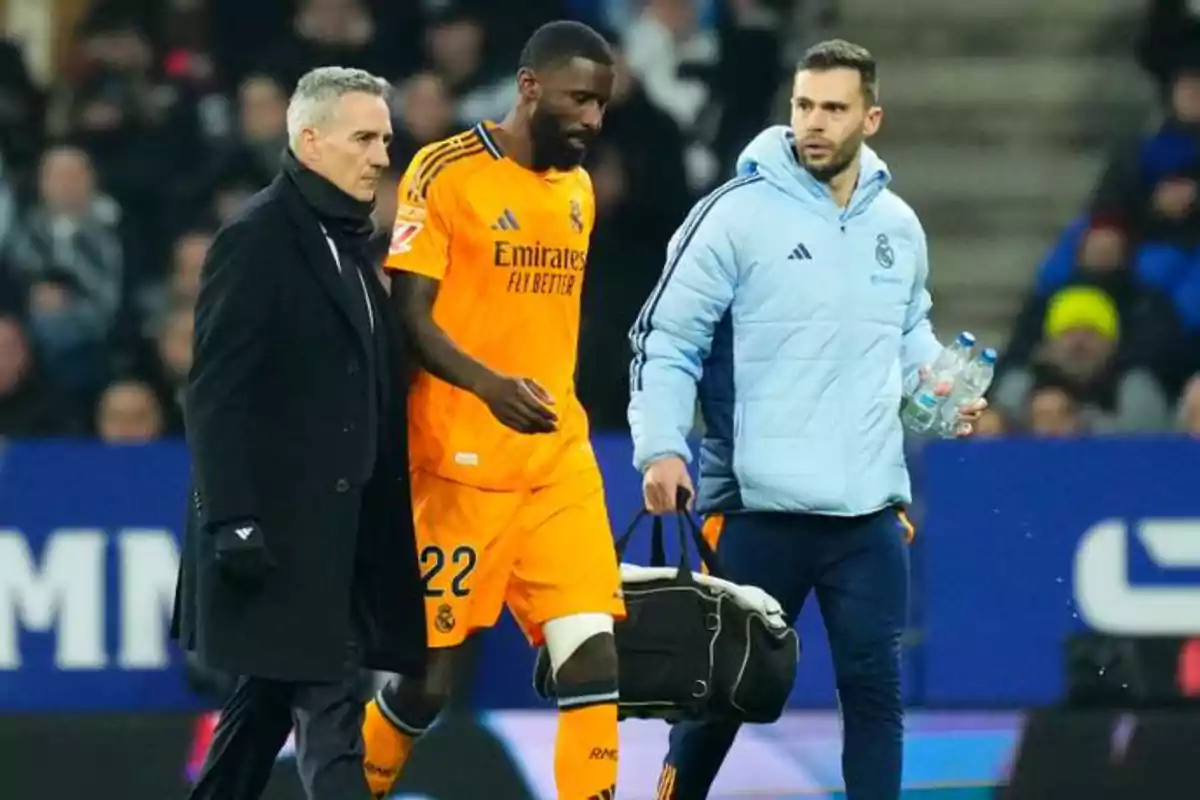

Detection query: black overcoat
(171, 174), (426, 682)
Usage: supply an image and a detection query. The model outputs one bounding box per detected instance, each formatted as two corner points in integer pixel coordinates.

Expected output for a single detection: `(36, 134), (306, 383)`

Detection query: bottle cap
(956, 332), (976, 347)
(979, 348), (997, 365)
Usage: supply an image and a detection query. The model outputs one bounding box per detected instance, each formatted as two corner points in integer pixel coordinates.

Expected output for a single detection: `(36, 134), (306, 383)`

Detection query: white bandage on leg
(542, 612), (614, 674)
(541, 612), (618, 709)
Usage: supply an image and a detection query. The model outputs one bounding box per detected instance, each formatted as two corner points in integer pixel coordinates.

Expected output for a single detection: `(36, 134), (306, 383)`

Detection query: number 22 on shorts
(419, 544), (477, 597)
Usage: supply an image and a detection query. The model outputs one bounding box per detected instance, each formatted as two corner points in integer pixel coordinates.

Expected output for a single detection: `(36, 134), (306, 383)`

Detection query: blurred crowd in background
(1, 0), (1199, 446)
(986, 0), (1200, 440)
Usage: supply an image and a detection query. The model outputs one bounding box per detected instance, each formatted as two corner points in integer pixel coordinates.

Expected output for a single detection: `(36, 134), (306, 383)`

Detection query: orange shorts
(411, 466), (626, 647)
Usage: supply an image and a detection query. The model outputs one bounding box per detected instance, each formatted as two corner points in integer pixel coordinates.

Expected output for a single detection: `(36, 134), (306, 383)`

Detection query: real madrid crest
(434, 603), (455, 633)
(569, 198), (584, 234)
(875, 233), (895, 269)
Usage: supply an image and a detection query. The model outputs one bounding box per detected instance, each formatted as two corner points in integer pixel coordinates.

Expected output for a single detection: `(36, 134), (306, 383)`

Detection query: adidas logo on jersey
(491, 209), (521, 231)
(787, 243), (813, 261)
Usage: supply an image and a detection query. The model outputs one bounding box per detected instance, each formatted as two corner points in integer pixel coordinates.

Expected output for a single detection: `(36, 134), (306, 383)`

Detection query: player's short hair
(518, 20), (614, 73)
(799, 39), (878, 105)
(286, 66), (390, 149)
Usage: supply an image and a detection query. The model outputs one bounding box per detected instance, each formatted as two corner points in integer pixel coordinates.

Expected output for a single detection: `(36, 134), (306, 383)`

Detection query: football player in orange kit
(360, 20), (623, 800)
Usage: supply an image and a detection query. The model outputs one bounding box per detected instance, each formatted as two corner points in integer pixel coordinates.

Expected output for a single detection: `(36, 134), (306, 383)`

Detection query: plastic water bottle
(901, 331), (976, 433)
(931, 347), (996, 438)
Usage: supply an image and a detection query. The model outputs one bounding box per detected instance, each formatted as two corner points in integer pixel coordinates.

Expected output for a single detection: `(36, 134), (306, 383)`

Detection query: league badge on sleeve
(389, 203), (426, 255)
(389, 222), (423, 254)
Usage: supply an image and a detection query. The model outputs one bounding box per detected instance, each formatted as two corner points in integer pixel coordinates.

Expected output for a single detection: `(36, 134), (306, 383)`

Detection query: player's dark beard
(798, 133), (862, 184)
(530, 108), (588, 171)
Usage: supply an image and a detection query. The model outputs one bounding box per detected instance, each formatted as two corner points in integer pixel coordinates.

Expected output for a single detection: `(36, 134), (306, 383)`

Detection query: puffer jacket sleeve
(627, 193), (739, 472)
(899, 221), (944, 395)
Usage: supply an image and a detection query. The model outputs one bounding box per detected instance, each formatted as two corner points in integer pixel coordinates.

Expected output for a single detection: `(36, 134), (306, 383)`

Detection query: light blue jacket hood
(735, 125), (891, 218)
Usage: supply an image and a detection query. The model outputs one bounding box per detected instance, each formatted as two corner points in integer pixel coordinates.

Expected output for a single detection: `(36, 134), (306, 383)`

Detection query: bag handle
(613, 490), (724, 581)
(614, 486), (692, 559)
(613, 510), (650, 560)
(658, 511), (724, 581)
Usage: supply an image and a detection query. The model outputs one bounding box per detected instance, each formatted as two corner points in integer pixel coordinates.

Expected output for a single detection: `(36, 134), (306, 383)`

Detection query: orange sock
(555, 703), (618, 799)
(361, 699), (420, 797)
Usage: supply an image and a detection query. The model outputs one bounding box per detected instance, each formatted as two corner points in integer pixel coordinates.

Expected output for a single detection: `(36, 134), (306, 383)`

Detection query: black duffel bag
(535, 509), (800, 724)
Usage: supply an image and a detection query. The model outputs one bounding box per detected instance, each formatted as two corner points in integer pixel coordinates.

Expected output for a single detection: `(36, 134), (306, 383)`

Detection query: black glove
(211, 519), (274, 588)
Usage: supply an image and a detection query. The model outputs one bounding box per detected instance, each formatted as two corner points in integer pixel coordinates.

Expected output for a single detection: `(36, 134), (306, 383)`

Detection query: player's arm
(384, 162), (557, 434)
(899, 221), (944, 396)
(391, 274), (555, 433)
(390, 274), (493, 394)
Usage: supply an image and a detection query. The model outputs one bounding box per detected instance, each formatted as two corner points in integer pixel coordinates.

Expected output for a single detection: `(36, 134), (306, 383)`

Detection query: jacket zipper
(836, 209), (853, 511)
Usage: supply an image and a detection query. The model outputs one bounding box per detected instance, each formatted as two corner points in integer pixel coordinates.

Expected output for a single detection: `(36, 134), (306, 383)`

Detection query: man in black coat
(171, 66), (426, 800)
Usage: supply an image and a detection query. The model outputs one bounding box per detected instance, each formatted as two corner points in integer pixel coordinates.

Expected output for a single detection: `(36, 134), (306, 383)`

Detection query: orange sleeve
(383, 149), (454, 280)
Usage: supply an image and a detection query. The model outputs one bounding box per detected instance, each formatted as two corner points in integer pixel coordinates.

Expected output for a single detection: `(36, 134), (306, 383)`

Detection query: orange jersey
(384, 123), (597, 490)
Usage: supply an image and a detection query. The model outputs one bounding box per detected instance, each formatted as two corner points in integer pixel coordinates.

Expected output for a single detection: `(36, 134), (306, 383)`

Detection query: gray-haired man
(173, 66), (427, 800)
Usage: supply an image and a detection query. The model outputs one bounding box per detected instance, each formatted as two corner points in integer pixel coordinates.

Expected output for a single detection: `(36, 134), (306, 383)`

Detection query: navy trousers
(658, 508), (911, 800)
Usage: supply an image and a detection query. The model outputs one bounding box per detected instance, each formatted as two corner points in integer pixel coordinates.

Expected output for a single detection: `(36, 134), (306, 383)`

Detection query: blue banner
(0, 441), (199, 711)
(919, 438), (1200, 706)
(4, 437), (1198, 711)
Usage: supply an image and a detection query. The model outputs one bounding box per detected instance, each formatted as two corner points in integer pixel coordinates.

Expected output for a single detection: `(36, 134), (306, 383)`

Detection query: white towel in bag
(618, 563), (789, 631)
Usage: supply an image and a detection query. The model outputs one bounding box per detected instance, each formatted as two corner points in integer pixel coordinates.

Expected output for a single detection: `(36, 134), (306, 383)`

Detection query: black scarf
(281, 148), (375, 254)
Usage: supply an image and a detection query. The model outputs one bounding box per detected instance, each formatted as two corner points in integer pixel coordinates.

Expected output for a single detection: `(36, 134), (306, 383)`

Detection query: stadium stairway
(835, 0), (1155, 347)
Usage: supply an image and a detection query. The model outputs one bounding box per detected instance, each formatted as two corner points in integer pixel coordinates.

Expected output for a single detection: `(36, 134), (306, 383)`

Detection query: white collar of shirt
(318, 222), (375, 332)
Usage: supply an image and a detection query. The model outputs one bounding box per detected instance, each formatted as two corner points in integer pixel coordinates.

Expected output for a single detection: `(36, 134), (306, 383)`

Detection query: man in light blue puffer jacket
(627, 40), (984, 799)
